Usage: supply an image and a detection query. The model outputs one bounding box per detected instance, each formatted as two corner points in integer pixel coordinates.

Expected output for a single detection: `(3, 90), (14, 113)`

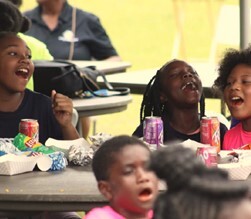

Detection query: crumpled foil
(68, 133), (113, 166)
(68, 144), (94, 166)
(89, 133), (113, 148)
(0, 138), (20, 154)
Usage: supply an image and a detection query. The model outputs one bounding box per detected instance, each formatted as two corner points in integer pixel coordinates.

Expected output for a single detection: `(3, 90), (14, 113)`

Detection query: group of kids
(1, 0), (251, 219)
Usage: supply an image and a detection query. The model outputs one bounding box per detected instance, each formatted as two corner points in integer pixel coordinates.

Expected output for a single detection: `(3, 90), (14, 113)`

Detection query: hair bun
(0, 12), (18, 32)
(0, 0), (30, 33)
(9, 0), (22, 8)
(20, 16), (31, 33)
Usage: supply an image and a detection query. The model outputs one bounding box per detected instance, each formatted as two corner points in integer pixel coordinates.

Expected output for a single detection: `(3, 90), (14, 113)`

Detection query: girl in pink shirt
(214, 46), (251, 150)
(84, 135), (158, 219)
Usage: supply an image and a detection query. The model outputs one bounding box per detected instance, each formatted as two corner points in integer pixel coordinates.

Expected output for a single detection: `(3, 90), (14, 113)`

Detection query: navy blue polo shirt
(24, 1), (119, 60)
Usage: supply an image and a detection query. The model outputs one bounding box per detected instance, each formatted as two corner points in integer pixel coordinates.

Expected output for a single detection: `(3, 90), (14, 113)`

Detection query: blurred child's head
(6, 0), (22, 8)
(0, 32), (34, 93)
(149, 145), (251, 219)
(0, 0), (30, 33)
(92, 135), (158, 218)
(140, 59), (205, 123)
(214, 46), (251, 121)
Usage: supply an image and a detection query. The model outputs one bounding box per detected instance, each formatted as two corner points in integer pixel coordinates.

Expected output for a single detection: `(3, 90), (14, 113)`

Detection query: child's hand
(51, 90), (73, 127)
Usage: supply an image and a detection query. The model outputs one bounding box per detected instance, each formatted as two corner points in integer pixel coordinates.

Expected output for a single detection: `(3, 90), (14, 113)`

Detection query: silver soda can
(143, 116), (163, 149)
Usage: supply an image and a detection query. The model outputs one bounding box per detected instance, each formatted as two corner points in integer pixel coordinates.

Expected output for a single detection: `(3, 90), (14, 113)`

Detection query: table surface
(1, 163), (250, 213)
(72, 95), (132, 117)
(0, 165), (167, 213)
(0, 165), (107, 212)
(97, 62), (219, 95)
(72, 95), (132, 135)
(0, 95), (132, 213)
(70, 60), (132, 74)
(69, 62), (133, 133)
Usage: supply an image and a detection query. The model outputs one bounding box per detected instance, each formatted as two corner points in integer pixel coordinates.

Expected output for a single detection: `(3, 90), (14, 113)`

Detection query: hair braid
(200, 92), (205, 119)
(140, 75), (156, 123)
(140, 70), (166, 123)
(151, 145), (250, 219)
(150, 145), (205, 190)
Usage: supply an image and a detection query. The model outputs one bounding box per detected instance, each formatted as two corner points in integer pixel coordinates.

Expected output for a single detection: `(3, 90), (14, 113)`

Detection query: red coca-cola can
(200, 116), (220, 152)
(143, 116), (163, 149)
(19, 119), (39, 143)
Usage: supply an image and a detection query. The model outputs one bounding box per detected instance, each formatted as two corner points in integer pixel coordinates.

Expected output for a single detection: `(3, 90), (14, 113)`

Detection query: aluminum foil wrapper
(0, 138), (20, 154)
(68, 144), (94, 166)
(68, 133), (113, 166)
(48, 152), (67, 171)
(89, 133), (113, 148)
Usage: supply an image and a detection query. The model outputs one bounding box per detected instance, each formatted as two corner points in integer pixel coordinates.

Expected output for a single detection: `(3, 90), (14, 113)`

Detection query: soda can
(196, 145), (218, 167)
(143, 116), (163, 149)
(239, 144), (251, 150)
(19, 119), (39, 143)
(200, 116), (220, 152)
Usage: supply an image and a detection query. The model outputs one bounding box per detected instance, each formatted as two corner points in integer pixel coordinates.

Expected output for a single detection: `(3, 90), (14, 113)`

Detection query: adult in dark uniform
(24, 0), (121, 61)
(24, 0), (121, 138)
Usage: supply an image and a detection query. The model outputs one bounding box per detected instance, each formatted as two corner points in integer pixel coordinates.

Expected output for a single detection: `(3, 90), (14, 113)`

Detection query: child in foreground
(133, 59), (228, 146)
(150, 145), (251, 219)
(214, 46), (251, 149)
(85, 135), (159, 219)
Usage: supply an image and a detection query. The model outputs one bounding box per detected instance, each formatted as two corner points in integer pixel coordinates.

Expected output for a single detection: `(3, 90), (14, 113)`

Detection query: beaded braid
(139, 69), (206, 123)
(200, 92), (205, 119)
(150, 145), (249, 219)
(140, 71), (164, 123)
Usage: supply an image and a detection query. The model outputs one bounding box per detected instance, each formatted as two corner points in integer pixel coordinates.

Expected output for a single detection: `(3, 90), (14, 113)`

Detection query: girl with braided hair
(149, 145), (251, 219)
(133, 59), (227, 146)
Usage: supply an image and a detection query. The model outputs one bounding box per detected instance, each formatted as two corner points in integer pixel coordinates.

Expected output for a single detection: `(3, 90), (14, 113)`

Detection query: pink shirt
(223, 123), (251, 150)
(84, 206), (153, 219)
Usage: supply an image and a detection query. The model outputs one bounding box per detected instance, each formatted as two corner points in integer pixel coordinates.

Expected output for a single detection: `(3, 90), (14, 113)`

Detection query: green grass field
(21, 0), (236, 136)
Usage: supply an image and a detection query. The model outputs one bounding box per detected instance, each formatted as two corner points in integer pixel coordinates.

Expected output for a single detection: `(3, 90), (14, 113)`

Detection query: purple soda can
(143, 116), (163, 149)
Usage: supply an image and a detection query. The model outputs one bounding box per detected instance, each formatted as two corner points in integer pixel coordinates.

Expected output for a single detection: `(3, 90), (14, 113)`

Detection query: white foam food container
(0, 154), (37, 175)
(45, 137), (90, 158)
(218, 162), (251, 180)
